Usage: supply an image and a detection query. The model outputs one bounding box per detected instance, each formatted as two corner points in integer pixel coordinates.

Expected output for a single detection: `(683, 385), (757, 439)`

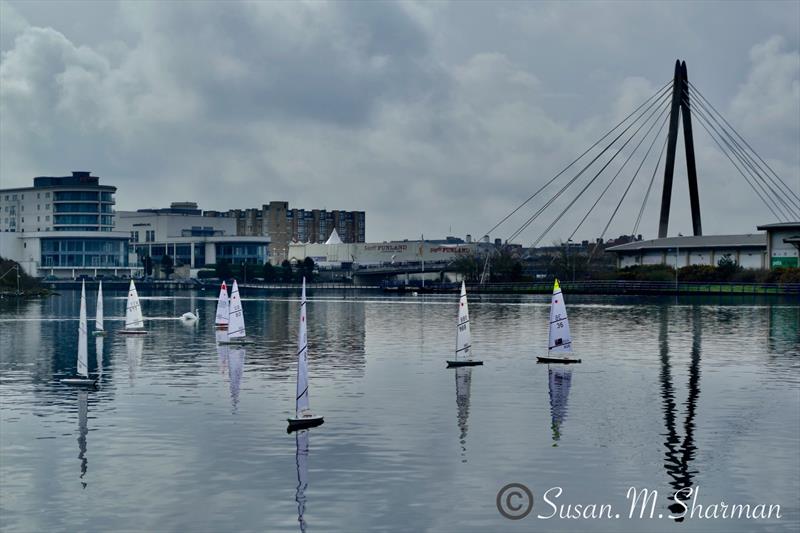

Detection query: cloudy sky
(1, 1), (798, 243)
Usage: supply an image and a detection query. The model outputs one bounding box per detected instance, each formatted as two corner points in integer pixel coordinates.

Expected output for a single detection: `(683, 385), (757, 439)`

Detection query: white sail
(227, 280), (245, 339)
(77, 281), (89, 377)
(548, 279), (572, 353)
(228, 347), (244, 412)
(95, 281), (104, 332)
(295, 429), (309, 533)
(125, 280), (145, 330)
(455, 281), (472, 360)
(295, 278), (310, 417)
(215, 281), (229, 326)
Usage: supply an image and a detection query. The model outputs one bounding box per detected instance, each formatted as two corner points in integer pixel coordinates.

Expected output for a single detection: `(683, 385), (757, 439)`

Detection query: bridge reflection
(659, 306), (701, 521)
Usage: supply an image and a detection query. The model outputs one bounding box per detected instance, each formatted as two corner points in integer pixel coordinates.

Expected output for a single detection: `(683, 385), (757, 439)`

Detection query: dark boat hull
(446, 360), (483, 367)
(287, 417), (324, 432)
(536, 356), (581, 364)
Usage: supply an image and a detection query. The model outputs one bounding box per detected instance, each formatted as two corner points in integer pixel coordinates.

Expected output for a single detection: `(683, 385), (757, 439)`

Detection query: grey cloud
(0, 1), (797, 243)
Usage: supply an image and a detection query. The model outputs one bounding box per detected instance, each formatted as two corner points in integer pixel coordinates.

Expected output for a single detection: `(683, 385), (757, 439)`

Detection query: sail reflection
(454, 367), (472, 461)
(77, 390), (88, 489)
(295, 429), (309, 533)
(95, 336), (104, 383)
(215, 330), (229, 376)
(228, 347), (245, 413)
(659, 307), (701, 521)
(125, 336), (144, 384)
(548, 365), (573, 446)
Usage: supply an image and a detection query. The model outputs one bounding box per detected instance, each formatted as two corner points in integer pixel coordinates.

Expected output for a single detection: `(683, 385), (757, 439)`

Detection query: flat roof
(607, 234), (765, 253)
(756, 222), (800, 231)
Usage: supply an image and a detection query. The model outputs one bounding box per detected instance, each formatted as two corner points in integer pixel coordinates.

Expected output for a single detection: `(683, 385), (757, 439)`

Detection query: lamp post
(567, 239), (575, 283)
(675, 245), (679, 292)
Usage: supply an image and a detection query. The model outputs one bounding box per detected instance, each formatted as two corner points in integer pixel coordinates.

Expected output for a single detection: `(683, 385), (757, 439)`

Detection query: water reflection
(547, 365), (573, 446)
(216, 330), (229, 376)
(228, 347), (245, 413)
(659, 306), (701, 521)
(295, 429), (309, 533)
(454, 367), (472, 462)
(125, 336), (144, 384)
(95, 336), (104, 383)
(77, 390), (88, 489)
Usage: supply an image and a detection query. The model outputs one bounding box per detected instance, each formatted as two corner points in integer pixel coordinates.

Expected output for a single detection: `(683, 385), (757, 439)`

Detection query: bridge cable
(481, 79), (674, 241)
(505, 89), (673, 244)
(584, 112), (671, 260)
(689, 103), (784, 221)
(688, 81), (800, 206)
(686, 87), (800, 216)
(528, 95), (673, 247)
(688, 98), (794, 220)
(568, 106), (671, 244)
(633, 134), (669, 237)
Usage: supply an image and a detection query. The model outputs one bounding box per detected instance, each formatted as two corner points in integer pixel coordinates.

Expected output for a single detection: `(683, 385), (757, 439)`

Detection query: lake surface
(1, 289), (798, 532)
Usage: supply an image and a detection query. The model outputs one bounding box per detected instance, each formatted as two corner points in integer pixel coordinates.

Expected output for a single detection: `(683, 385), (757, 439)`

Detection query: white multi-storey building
(0, 172), (132, 278)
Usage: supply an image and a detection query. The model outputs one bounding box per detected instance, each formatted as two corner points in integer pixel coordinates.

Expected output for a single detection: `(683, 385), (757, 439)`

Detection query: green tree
(215, 259), (233, 280)
(301, 257), (316, 282)
(160, 255), (175, 279)
(716, 255), (741, 281)
(263, 262), (277, 282)
(452, 255), (480, 282)
(280, 259), (293, 282)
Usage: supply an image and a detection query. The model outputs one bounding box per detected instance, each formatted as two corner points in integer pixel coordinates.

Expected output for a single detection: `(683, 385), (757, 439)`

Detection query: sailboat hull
(446, 360), (483, 367)
(214, 324), (228, 330)
(119, 329), (147, 335)
(92, 331), (107, 337)
(287, 416), (324, 432)
(60, 377), (97, 387)
(537, 356), (581, 364)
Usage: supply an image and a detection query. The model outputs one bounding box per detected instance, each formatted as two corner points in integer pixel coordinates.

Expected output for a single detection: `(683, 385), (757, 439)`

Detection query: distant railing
(467, 280), (800, 295)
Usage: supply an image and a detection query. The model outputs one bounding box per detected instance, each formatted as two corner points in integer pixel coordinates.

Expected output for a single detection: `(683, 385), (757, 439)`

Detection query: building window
(146, 230), (155, 242)
(46, 204), (50, 210)
(37, 204), (41, 210)
(37, 193), (41, 199)
(45, 216), (50, 221)
(45, 192), (50, 198)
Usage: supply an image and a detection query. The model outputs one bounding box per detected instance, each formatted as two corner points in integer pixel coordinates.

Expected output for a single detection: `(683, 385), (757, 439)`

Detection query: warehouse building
(607, 233), (767, 269)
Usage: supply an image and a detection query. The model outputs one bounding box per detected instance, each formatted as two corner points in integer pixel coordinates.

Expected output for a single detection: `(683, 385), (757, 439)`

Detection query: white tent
(324, 227), (343, 245)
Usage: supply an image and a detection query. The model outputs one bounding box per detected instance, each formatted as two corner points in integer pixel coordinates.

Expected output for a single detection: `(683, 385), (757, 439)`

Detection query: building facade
(0, 172), (131, 278)
(117, 203), (270, 274)
(607, 233), (767, 269)
(207, 201), (365, 265)
(757, 222), (800, 268)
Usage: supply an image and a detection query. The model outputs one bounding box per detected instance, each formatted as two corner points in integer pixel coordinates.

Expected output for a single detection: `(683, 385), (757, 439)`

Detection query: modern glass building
(0, 172), (132, 278)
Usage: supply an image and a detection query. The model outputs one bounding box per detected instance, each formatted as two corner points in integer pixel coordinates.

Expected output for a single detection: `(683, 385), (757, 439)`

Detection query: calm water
(1, 289), (798, 532)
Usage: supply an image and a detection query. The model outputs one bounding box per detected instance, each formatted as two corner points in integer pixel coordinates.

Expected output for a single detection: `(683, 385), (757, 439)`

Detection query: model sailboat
(288, 278), (324, 431)
(61, 282), (97, 386)
(119, 280), (147, 335)
(219, 280), (252, 345)
(92, 281), (106, 336)
(537, 279), (580, 364)
(447, 281), (482, 367)
(215, 281), (229, 330)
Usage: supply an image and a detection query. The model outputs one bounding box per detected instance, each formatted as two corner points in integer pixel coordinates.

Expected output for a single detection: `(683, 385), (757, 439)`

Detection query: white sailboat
(219, 280), (252, 345)
(447, 281), (482, 367)
(288, 278), (324, 431)
(61, 281), (97, 386)
(295, 429), (309, 533)
(537, 279), (581, 363)
(215, 281), (229, 329)
(119, 280), (147, 335)
(92, 281), (106, 336)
